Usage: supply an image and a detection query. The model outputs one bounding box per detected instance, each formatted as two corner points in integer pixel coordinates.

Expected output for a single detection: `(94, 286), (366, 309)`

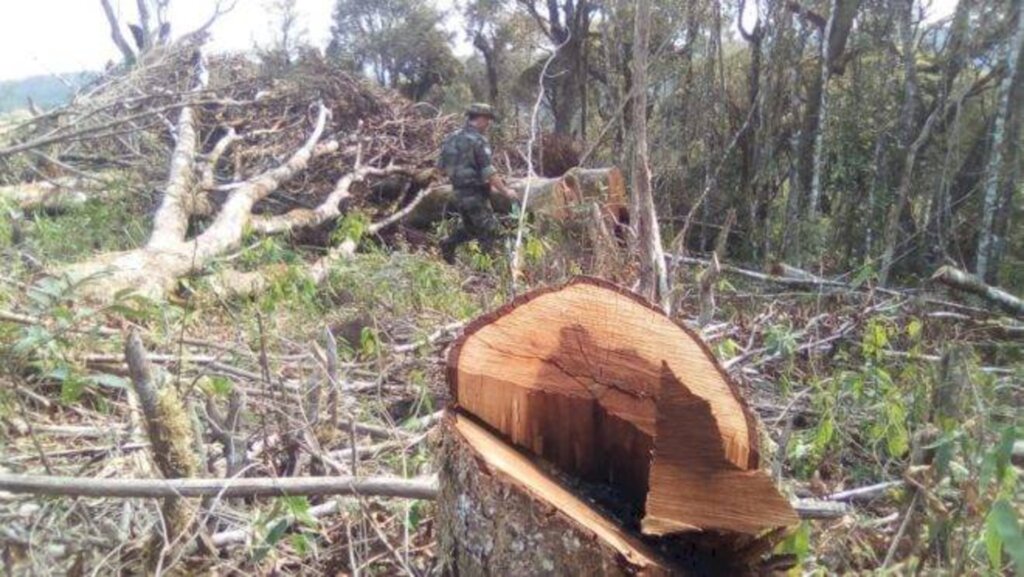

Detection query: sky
(0, 0), (466, 81)
(0, 0), (959, 82)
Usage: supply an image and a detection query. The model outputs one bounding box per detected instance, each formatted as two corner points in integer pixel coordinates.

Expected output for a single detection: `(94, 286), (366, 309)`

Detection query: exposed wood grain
(440, 414), (683, 576)
(447, 277), (797, 537)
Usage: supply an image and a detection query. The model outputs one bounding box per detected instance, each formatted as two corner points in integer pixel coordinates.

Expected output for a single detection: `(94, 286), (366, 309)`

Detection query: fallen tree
(439, 278), (798, 575)
(402, 166), (629, 230)
(932, 265), (1024, 317)
(3, 42), (626, 304)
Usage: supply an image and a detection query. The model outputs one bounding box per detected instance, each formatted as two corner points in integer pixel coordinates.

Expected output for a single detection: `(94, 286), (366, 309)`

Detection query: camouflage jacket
(437, 124), (497, 190)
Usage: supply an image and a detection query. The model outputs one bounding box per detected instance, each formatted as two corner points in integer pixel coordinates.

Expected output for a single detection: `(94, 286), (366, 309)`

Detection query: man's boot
(441, 238), (457, 264)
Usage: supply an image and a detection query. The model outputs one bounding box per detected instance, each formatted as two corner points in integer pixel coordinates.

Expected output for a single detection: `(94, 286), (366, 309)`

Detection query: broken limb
(0, 473), (438, 500)
(58, 103), (333, 301)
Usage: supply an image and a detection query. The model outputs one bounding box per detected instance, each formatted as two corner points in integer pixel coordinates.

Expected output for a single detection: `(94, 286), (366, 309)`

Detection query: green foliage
(331, 211), (371, 246)
(257, 264), (320, 314)
(2, 276), (152, 408)
(776, 522), (812, 570)
(765, 323), (798, 361)
(17, 180), (146, 263)
(986, 499), (1024, 575)
(329, 0), (461, 101)
(251, 496), (319, 562)
(239, 236), (302, 270)
(326, 252), (478, 322)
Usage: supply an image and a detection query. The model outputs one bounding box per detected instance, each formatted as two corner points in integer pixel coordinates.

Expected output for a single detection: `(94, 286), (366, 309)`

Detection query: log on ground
(403, 166), (628, 230)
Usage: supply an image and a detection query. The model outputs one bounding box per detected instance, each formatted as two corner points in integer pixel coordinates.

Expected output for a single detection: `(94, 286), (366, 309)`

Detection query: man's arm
(488, 173), (519, 201)
(474, 138), (517, 200)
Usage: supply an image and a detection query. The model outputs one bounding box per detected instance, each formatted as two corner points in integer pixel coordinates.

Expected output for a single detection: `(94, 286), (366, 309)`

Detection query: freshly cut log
(403, 166), (628, 229)
(438, 413), (686, 576)
(442, 278), (797, 566)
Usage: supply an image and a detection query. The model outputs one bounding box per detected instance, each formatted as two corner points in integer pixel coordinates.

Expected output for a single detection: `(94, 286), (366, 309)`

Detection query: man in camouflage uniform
(437, 103), (517, 264)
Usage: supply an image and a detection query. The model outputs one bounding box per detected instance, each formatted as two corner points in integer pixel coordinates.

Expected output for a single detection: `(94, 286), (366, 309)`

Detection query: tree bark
(438, 414), (687, 576)
(932, 265), (1024, 317)
(976, 0), (1024, 282)
(630, 0), (669, 311)
(100, 0), (137, 63)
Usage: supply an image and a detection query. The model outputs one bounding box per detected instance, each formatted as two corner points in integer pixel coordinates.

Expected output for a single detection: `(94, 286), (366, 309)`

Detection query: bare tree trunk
(100, 0), (137, 63)
(630, 0), (669, 311)
(808, 0), (837, 219)
(976, 0), (1024, 282)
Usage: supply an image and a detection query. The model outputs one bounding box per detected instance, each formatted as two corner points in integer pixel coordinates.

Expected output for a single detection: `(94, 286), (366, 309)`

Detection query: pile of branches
(0, 40), (459, 301)
(1, 43), (451, 189)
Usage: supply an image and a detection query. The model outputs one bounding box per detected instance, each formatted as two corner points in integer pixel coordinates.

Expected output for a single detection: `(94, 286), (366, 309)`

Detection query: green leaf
(776, 522), (811, 565)
(987, 511), (1004, 572)
(407, 500), (425, 530)
(208, 376), (234, 397)
(906, 318), (922, 341)
(988, 499), (1024, 575)
(981, 427), (1017, 492)
(253, 518), (290, 562)
(85, 374), (129, 389)
(289, 533), (313, 557)
(282, 496), (316, 527)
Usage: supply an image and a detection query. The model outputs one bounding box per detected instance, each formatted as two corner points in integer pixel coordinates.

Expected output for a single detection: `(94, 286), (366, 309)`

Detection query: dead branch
(931, 265), (1024, 317)
(148, 52), (208, 249)
(125, 329), (203, 564)
(0, 474), (438, 500)
(59, 102), (333, 300)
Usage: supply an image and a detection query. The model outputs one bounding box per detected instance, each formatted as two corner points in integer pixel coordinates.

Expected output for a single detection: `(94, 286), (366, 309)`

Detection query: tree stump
(438, 278), (798, 576)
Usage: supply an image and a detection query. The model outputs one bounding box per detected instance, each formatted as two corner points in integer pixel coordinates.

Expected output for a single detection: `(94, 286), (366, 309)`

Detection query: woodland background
(0, 0), (1021, 575)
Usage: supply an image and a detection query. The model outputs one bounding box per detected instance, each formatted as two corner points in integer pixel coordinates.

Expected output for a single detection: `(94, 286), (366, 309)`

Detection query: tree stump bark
(438, 414), (684, 576)
(438, 278), (798, 576)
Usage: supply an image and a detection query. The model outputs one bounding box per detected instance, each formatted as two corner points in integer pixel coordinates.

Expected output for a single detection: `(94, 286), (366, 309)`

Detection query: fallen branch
(931, 265), (1024, 317)
(59, 102), (334, 301)
(0, 473), (438, 500)
(824, 480), (905, 502)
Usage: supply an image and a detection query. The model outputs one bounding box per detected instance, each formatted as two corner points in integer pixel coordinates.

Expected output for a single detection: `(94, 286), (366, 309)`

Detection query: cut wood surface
(447, 277), (797, 536)
(438, 413), (686, 576)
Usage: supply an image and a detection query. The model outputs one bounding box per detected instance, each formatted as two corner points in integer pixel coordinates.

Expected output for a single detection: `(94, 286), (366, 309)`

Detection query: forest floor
(0, 154), (1022, 574)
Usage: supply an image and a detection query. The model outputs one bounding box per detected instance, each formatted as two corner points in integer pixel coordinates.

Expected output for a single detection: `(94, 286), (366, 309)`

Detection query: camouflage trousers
(444, 187), (502, 253)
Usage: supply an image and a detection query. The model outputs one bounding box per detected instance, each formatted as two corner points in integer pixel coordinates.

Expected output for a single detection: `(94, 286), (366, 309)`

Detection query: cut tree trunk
(439, 278), (798, 576)
(439, 413), (687, 576)
(403, 167), (627, 230)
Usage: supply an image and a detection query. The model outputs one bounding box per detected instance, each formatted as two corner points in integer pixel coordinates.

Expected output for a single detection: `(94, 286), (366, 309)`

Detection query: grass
(12, 178), (149, 264)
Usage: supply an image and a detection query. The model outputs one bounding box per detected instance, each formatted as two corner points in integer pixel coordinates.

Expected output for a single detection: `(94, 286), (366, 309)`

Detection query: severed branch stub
(439, 277), (798, 576)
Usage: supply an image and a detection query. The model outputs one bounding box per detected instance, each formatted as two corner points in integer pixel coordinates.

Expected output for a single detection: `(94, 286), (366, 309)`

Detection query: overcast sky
(0, 0), (958, 82)
(0, 0), (471, 81)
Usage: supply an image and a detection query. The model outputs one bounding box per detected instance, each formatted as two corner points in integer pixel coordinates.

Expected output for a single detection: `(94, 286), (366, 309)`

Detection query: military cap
(465, 102), (497, 120)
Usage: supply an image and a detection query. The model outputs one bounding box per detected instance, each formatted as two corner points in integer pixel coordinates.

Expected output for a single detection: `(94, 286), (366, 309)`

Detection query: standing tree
(99, 0), (235, 64)
(329, 0), (461, 101)
(516, 0), (596, 136)
(265, 0), (307, 64)
(630, 0), (669, 310)
(976, 0), (1024, 282)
